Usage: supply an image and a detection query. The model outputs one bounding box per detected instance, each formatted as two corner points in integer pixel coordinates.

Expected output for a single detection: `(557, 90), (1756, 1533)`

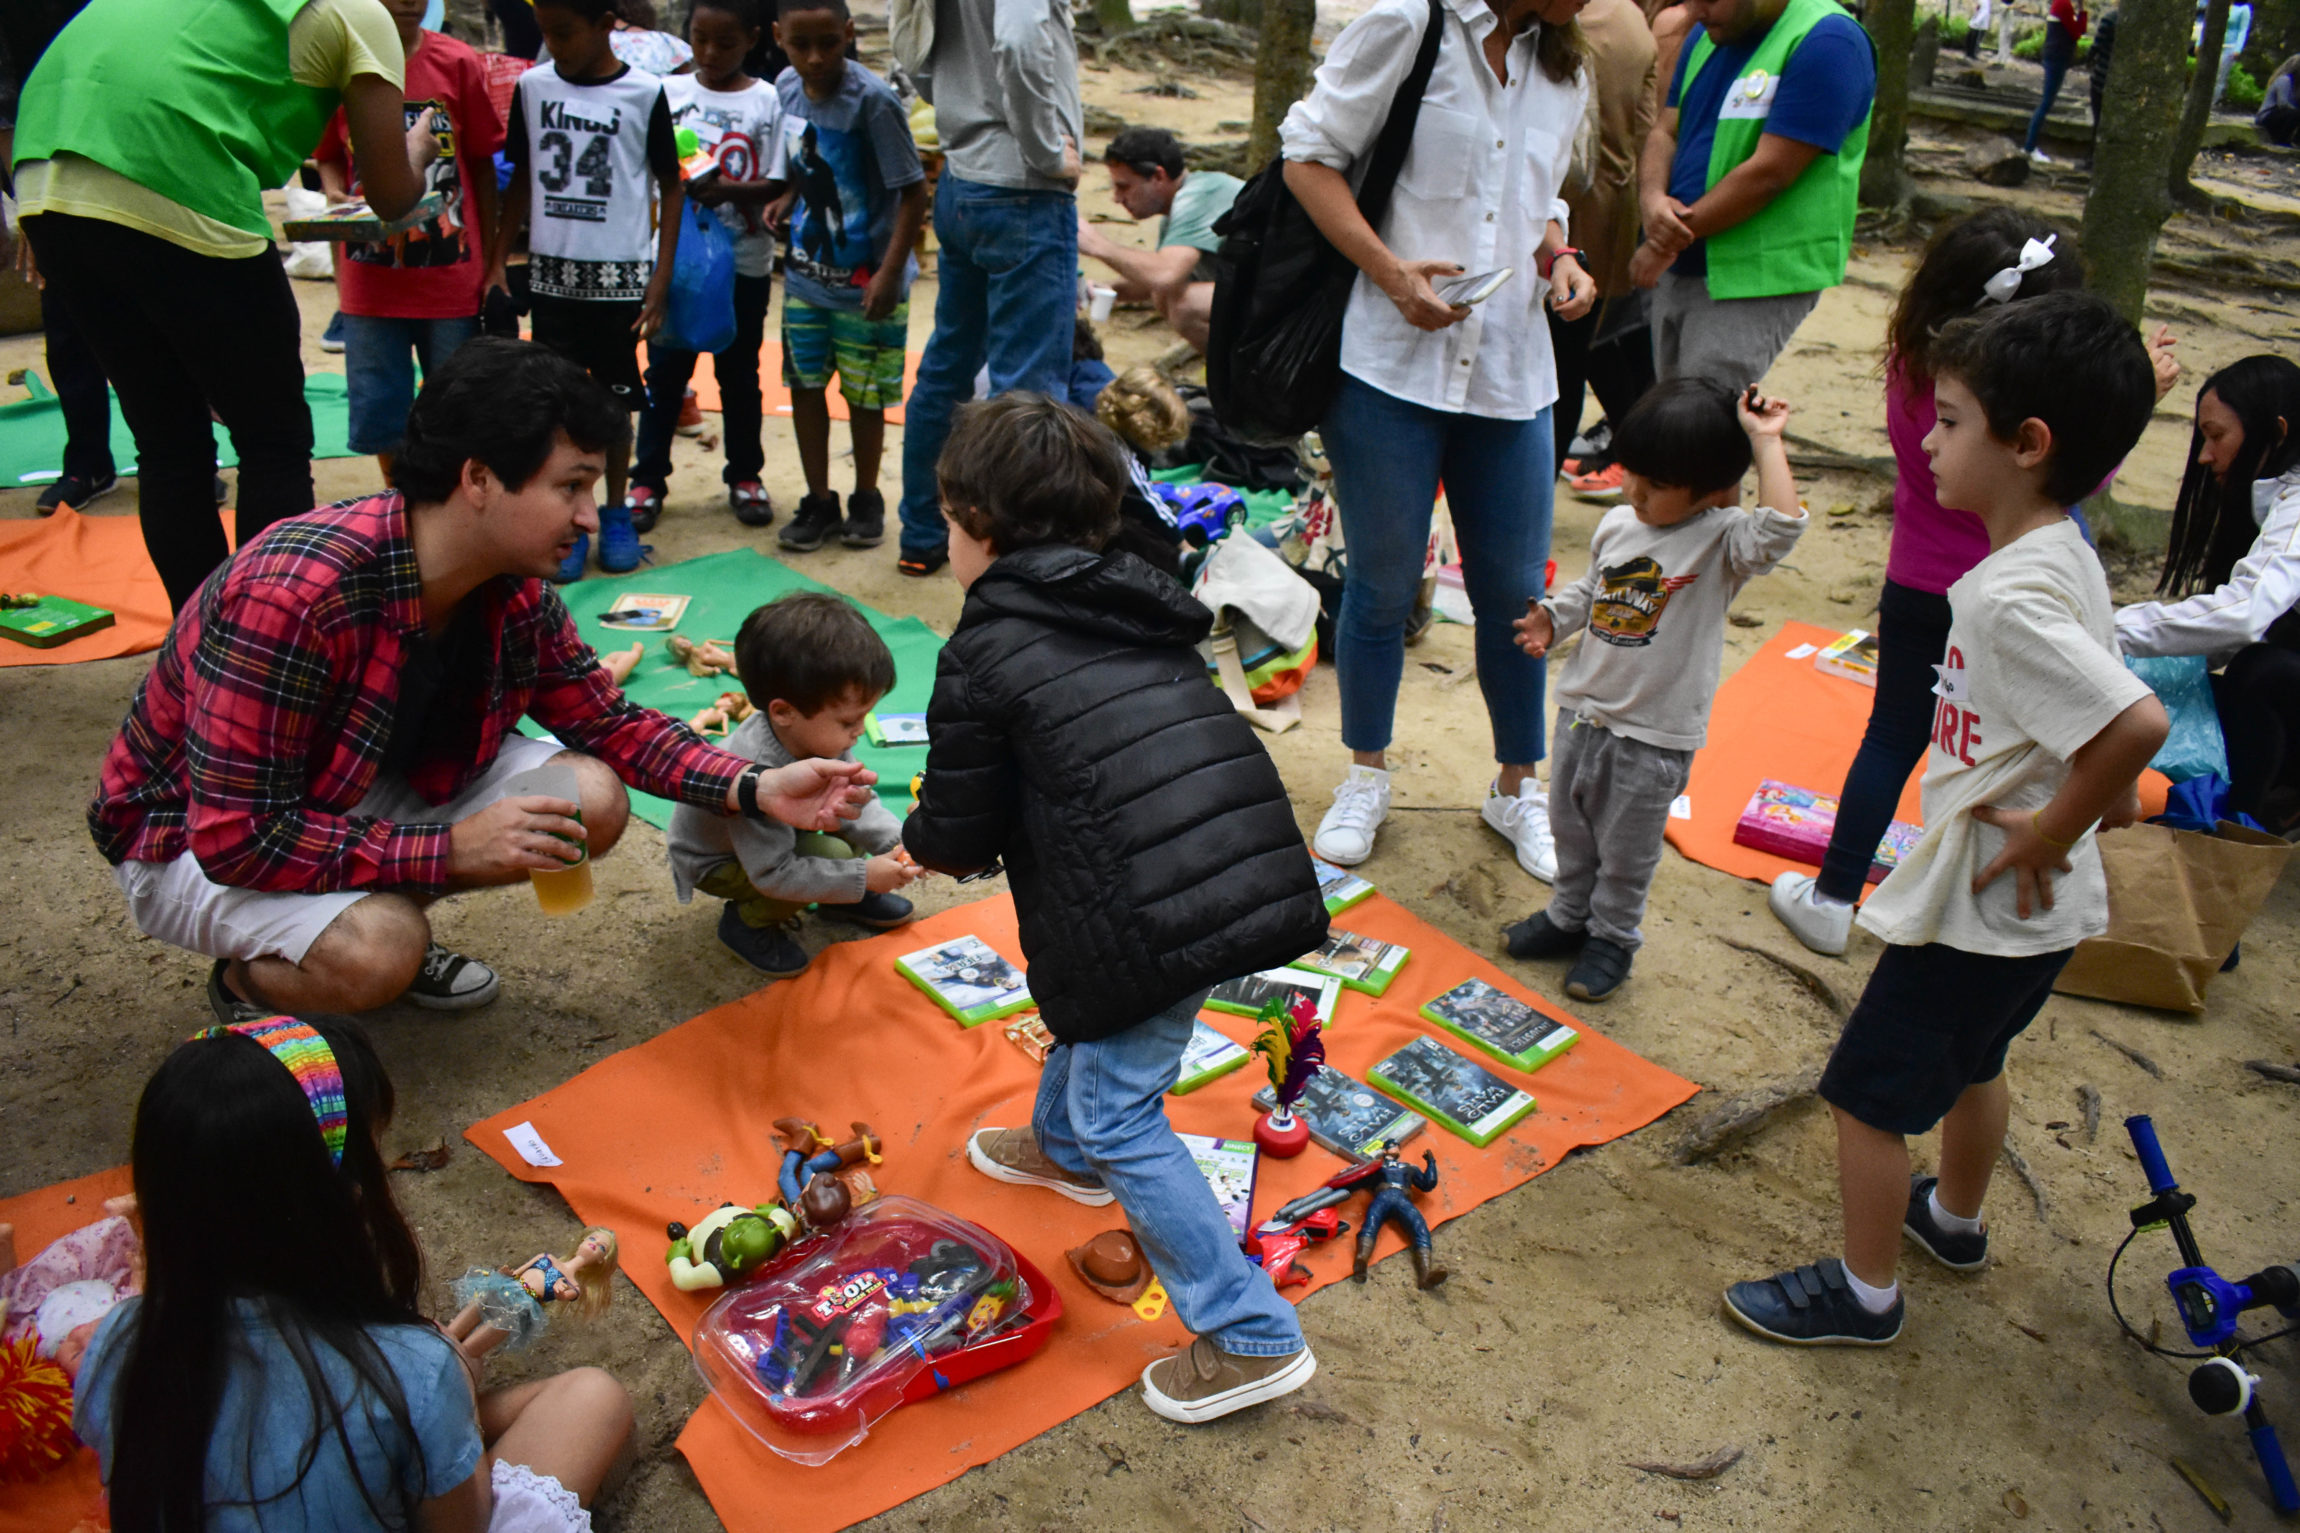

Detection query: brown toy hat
(1065, 1229), (1154, 1303)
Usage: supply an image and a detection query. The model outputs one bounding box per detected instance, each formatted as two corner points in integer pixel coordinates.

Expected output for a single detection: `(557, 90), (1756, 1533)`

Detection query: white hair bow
(1981, 235), (2058, 305)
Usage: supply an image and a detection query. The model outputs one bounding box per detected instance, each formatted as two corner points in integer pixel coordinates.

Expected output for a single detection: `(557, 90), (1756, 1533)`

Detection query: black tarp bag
(1205, 0), (1445, 443)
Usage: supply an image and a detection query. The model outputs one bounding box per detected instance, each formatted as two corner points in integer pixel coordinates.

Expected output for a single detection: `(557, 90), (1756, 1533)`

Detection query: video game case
(1419, 978), (1580, 1073)
(1203, 969), (1339, 1025)
(1312, 858), (1375, 915)
(0, 594), (114, 649)
(1288, 928), (1412, 996)
(866, 712), (930, 746)
(893, 936), (1033, 1028)
(1176, 1132), (1258, 1244)
(1814, 628), (1880, 687)
(1369, 1036), (1536, 1148)
(1253, 1068), (1423, 1162)
(279, 192), (445, 242)
(1171, 1019), (1251, 1095)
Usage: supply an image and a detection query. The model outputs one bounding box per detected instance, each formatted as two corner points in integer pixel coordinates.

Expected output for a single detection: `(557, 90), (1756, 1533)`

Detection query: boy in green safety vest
(1629, 0), (1875, 391)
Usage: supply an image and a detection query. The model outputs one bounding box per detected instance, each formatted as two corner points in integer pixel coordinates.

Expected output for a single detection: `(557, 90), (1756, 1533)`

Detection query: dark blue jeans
(634, 272), (773, 494)
(2024, 31), (2076, 153)
(1817, 578), (1952, 902)
(895, 175), (1078, 557)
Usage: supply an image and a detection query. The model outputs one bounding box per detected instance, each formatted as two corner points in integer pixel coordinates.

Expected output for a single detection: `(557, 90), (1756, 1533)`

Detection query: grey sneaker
(1141, 1336), (1318, 1423)
(965, 1126), (1113, 1206)
(405, 944), (500, 1011)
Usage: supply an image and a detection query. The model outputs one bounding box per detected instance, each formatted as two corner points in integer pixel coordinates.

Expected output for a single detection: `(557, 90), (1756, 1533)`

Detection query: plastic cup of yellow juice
(502, 760), (594, 916)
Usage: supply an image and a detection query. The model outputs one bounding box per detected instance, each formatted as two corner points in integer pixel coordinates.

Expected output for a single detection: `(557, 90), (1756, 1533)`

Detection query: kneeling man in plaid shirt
(90, 338), (876, 1020)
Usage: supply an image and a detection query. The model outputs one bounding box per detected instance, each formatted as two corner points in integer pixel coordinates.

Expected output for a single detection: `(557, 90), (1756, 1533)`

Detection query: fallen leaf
(2004, 1488), (2030, 1518)
(389, 1142), (450, 1173)
(1625, 1446), (1744, 1481)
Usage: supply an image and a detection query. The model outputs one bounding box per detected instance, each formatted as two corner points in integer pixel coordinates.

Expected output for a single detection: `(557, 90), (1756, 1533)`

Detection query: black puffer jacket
(902, 544), (1328, 1042)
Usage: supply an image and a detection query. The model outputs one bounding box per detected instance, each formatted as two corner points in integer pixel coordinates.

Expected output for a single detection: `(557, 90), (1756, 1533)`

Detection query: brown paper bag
(2054, 820), (2293, 1013)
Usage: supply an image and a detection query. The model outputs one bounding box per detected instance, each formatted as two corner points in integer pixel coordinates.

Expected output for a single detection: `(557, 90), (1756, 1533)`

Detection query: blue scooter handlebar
(2128, 1113), (2178, 1196)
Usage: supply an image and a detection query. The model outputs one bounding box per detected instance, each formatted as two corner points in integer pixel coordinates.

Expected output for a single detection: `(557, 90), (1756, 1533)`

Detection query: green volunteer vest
(12, 0), (340, 239)
(1683, 0), (1872, 301)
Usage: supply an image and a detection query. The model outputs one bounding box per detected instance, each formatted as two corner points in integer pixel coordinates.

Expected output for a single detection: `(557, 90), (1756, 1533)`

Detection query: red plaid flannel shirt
(89, 494), (750, 892)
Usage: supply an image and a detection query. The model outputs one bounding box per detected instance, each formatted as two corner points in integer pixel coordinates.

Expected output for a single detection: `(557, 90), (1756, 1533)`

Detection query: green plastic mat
(1, 372), (360, 488)
(521, 548), (941, 830)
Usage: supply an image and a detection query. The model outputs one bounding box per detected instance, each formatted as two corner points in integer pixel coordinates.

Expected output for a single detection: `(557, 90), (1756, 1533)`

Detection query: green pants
(696, 832), (862, 927)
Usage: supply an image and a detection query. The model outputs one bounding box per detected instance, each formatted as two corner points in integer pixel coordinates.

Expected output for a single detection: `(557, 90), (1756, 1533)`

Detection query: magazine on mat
(1369, 1036), (1536, 1147)
(1418, 978), (1580, 1073)
(1176, 1132), (1259, 1243)
(1287, 928), (1412, 996)
(894, 936), (1033, 1027)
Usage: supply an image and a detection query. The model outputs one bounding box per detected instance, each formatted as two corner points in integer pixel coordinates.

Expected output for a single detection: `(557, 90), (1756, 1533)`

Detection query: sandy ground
(7, 25), (2300, 1533)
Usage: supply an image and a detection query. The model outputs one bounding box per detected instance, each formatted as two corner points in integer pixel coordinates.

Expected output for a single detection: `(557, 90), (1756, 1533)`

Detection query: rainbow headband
(193, 1017), (349, 1169)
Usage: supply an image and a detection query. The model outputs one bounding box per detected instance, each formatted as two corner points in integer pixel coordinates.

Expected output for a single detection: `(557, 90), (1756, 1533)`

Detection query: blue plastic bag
(657, 201), (736, 356)
(2126, 654), (2228, 784)
(2152, 773), (2265, 835)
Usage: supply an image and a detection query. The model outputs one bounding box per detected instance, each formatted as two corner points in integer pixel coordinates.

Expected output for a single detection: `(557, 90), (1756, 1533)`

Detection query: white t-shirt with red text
(1859, 516), (2153, 958)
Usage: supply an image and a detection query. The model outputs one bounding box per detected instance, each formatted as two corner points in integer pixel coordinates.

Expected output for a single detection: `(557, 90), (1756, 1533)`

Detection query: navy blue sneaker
(1564, 936), (1633, 1002)
(1903, 1176), (1989, 1271)
(718, 904), (810, 977)
(1502, 910), (1584, 959)
(552, 533), (590, 584)
(598, 504), (647, 574)
(1723, 1258), (1904, 1346)
(819, 890), (916, 930)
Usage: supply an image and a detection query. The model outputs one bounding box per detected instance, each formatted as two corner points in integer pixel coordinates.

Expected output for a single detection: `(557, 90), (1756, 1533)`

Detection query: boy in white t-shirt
(1723, 293), (2168, 1348)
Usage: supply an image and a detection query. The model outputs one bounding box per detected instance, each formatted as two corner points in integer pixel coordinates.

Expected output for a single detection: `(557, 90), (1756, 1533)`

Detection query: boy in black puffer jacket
(903, 393), (1330, 1425)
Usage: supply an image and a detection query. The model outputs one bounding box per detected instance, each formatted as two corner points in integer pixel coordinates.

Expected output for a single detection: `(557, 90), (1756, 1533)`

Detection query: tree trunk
(2239, 0), (2300, 82)
(1860, 0), (1916, 209)
(2078, 0), (2191, 325)
(1248, 0), (1316, 170)
(1202, 0), (1265, 25)
(443, 0), (493, 46)
(2173, 0), (2232, 202)
(1095, 0), (1137, 36)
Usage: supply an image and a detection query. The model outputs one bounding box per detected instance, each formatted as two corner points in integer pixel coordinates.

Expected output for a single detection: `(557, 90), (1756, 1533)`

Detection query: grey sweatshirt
(1543, 502), (1807, 751)
(666, 713), (903, 906)
(920, 0), (1083, 192)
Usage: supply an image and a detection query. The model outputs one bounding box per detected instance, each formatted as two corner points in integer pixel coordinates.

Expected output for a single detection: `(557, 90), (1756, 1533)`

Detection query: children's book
(1312, 858), (1375, 915)
(1369, 1036), (1536, 1148)
(894, 936), (1032, 1028)
(0, 594), (114, 649)
(1287, 928), (1412, 996)
(865, 712), (931, 746)
(1419, 978), (1580, 1073)
(1176, 1133), (1259, 1244)
(1813, 629), (1880, 687)
(1171, 1019), (1251, 1095)
(1203, 969), (1339, 1025)
(1253, 1068), (1423, 1162)
(280, 193), (445, 242)
(1731, 780), (1920, 884)
(596, 592), (692, 631)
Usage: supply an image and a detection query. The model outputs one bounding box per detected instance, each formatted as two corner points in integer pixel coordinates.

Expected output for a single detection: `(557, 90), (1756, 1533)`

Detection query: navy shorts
(528, 295), (644, 403)
(1817, 941), (2074, 1136)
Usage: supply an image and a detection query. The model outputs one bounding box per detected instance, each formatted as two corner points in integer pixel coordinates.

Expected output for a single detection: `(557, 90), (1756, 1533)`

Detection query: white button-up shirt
(1281, 0), (1587, 420)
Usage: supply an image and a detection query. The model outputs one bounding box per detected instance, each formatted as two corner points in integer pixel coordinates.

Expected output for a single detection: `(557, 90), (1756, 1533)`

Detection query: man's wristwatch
(734, 764), (766, 819)
(1539, 246), (1589, 280)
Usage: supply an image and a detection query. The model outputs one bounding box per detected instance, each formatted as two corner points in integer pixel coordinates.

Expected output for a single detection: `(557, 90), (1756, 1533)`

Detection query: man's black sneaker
(1564, 936), (1633, 1002)
(1903, 1175), (1989, 1271)
(207, 960), (270, 1026)
(897, 544), (949, 577)
(406, 944), (500, 1010)
(1723, 1258), (1904, 1347)
(819, 890), (915, 930)
(719, 904), (812, 976)
(1502, 910), (1584, 959)
(35, 471), (118, 516)
(779, 491), (842, 552)
(841, 487), (886, 548)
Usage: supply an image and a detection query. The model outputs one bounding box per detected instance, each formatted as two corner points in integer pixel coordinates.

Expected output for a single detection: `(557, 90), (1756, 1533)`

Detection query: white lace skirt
(491, 1459), (594, 1533)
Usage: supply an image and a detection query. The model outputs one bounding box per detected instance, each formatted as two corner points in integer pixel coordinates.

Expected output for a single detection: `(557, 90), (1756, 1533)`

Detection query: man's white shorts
(115, 735), (569, 965)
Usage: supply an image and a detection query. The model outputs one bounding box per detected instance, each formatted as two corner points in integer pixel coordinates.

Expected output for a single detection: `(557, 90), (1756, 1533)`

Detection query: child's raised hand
(2148, 326), (2182, 402)
(1513, 603), (1555, 658)
(1968, 803), (2073, 919)
(865, 852), (923, 894)
(1737, 385), (1790, 440)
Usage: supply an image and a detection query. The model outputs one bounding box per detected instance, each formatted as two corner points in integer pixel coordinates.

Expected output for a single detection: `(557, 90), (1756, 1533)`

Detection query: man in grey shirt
(893, 0), (1084, 574)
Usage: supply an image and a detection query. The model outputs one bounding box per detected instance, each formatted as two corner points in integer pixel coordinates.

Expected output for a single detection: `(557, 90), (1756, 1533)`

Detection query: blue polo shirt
(1665, 12), (1875, 278)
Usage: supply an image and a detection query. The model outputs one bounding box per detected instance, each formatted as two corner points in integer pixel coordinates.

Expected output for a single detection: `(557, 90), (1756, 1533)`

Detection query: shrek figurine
(665, 1201), (800, 1292)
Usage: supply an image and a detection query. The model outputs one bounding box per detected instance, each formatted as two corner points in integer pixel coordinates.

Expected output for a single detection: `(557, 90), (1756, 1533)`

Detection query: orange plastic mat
(0, 509), (211, 669)
(671, 343), (922, 424)
(1667, 622), (2170, 891)
(467, 892), (1698, 1533)
(0, 1165), (132, 1533)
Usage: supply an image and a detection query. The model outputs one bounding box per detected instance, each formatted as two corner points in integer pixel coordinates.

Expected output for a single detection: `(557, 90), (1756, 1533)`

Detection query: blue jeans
(342, 313), (482, 454)
(895, 175), (1078, 556)
(1031, 989), (1303, 1356)
(2024, 32), (2075, 152)
(1321, 373), (1556, 763)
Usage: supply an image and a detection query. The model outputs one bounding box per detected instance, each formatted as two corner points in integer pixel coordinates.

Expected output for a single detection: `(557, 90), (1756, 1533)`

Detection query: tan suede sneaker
(1140, 1336), (1317, 1423)
(964, 1126), (1115, 1206)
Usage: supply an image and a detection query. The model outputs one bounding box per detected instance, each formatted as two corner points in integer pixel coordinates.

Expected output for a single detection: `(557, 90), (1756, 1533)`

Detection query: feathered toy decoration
(0, 1333), (76, 1484)
(1250, 991), (1325, 1158)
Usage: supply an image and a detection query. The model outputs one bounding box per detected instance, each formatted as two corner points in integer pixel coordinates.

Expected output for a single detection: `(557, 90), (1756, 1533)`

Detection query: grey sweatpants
(1650, 269), (1821, 392)
(1543, 709), (1694, 951)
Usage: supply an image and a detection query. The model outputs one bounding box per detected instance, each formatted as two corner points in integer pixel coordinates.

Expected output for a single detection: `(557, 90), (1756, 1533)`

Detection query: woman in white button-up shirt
(1278, 0), (1598, 876)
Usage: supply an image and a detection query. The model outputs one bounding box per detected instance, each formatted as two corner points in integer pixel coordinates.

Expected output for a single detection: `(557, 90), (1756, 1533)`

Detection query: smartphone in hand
(1438, 267), (1514, 307)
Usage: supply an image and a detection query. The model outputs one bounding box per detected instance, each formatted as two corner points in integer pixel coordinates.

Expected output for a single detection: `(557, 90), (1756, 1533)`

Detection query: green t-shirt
(1156, 169), (1243, 256)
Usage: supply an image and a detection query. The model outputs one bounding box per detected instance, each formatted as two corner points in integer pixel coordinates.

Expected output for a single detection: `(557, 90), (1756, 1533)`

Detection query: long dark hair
(1887, 206), (2084, 387)
(1535, 16), (1586, 84)
(2159, 355), (2300, 597)
(107, 1017), (433, 1532)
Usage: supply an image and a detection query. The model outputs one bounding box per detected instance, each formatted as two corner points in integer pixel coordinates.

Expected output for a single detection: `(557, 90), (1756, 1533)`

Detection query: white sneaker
(2028, 148), (2053, 166)
(1768, 872), (1854, 957)
(1313, 766), (1390, 866)
(1481, 778), (1557, 883)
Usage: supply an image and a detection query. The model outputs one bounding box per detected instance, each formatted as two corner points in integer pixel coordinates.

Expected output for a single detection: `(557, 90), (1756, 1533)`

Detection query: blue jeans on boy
(895, 175), (1078, 559)
(342, 314), (482, 455)
(1031, 988), (1303, 1357)
(1321, 373), (1556, 764)
(634, 272), (773, 495)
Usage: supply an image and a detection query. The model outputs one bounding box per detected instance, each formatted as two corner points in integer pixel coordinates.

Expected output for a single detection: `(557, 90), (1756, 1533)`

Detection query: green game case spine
(1418, 999), (1581, 1073)
(894, 963), (1033, 1029)
(1171, 1046), (1249, 1096)
(1322, 884), (1373, 916)
(1368, 1063), (1536, 1149)
(1290, 941), (1411, 996)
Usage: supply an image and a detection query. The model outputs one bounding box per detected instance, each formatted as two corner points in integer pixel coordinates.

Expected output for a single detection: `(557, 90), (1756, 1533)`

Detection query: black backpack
(1205, 0), (1445, 444)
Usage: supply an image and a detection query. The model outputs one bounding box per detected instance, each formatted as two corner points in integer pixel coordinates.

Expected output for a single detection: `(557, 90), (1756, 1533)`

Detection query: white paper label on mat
(505, 1121), (562, 1167)
(1669, 795), (1692, 821)
(1785, 643), (1819, 660)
